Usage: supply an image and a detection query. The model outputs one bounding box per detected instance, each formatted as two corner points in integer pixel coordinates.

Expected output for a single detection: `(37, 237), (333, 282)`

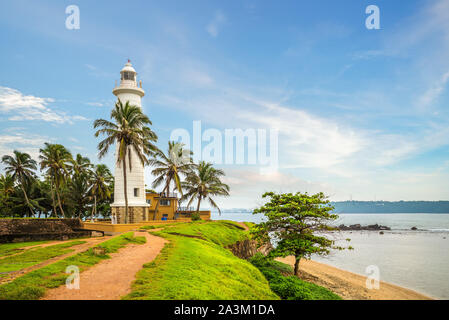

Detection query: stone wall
(0, 218), (91, 243)
(112, 206), (146, 224)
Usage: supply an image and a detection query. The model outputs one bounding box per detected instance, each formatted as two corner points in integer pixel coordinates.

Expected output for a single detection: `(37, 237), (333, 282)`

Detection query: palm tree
(93, 99), (158, 223)
(70, 154), (92, 178)
(39, 143), (73, 218)
(88, 164), (113, 221)
(149, 141), (194, 220)
(0, 174), (15, 217)
(2, 151), (38, 217)
(181, 161), (230, 218)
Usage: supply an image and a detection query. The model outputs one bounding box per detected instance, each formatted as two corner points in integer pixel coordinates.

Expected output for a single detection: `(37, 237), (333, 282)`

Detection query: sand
(42, 232), (167, 300)
(277, 256), (433, 300)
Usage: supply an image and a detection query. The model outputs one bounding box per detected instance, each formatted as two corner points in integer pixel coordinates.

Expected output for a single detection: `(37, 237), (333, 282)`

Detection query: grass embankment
(124, 221), (279, 300)
(0, 232), (145, 300)
(0, 241), (51, 258)
(0, 241), (86, 277)
(250, 253), (342, 300)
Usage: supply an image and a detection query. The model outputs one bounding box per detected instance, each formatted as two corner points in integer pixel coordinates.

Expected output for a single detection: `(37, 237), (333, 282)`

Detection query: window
(134, 188), (139, 197)
(122, 71), (135, 81)
(146, 199), (151, 205)
(160, 199), (170, 206)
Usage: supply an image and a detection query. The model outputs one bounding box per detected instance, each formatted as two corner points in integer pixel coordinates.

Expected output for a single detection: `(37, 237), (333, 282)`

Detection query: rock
(338, 224), (391, 231)
(411, 227), (418, 231)
(379, 231), (384, 235)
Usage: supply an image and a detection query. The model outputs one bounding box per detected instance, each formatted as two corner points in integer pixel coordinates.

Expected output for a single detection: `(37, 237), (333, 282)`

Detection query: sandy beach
(277, 256), (433, 300)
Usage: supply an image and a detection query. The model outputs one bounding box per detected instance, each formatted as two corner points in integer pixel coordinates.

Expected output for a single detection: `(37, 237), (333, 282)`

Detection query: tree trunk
(55, 183), (65, 218)
(294, 256), (301, 276)
(50, 181), (57, 217)
(153, 185), (167, 220)
(196, 197), (202, 214)
(20, 183), (34, 217)
(123, 155), (129, 224)
(91, 195), (96, 222)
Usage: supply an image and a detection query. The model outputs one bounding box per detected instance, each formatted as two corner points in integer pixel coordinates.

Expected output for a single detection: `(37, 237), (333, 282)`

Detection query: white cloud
(0, 132), (49, 162)
(418, 71), (449, 109)
(0, 86), (88, 124)
(206, 11), (226, 37)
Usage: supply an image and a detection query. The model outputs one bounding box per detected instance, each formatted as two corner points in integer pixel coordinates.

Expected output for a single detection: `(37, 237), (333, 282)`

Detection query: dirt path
(42, 231), (167, 300)
(277, 256), (433, 300)
(0, 236), (112, 284)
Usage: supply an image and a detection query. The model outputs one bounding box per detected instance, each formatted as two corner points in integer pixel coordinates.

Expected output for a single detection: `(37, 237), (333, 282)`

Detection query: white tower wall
(111, 62), (149, 210)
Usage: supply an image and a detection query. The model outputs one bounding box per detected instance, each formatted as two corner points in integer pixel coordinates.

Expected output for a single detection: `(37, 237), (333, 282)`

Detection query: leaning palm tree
(93, 99), (158, 223)
(39, 143), (73, 218)
(149, 141), (194, 220)
(88, 164), (113, 222)
(181, 161), (230, 218)
(2, 151), (38, 217)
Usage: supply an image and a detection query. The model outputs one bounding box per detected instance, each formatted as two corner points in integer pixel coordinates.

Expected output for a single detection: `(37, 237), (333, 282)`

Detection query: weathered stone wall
(0, 219), (89, 243)
(112, 206), (146, 224)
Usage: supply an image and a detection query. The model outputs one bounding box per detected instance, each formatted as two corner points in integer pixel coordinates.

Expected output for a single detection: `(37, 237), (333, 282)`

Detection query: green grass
(0, 241), (86, 277)
(0, 241), (51, 258)
(124, 221), (279, 300)
(249, 253), (342, 300)
(0, 232), (145, 300)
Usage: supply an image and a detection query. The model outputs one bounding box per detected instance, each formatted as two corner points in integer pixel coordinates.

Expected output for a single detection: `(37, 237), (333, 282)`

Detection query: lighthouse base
(111, 206), (148, 224)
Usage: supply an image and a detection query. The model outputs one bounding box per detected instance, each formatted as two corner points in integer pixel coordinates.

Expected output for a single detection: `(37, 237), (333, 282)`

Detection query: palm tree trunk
(50, 181), (57, 217)
(153, 185), (166, 220)
(196, 196), (202, 214)
(55, 181), (65, 218)
(20, 183), (34, 217)
(91, 195), (96, 222)
(123, 156), (129, 224)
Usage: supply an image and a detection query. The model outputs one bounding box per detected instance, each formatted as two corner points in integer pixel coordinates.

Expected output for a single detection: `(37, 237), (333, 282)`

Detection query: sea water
(212, 212), (449, 299)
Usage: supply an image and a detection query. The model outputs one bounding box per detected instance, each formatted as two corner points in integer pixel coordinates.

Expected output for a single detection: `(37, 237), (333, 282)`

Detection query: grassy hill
(125, 221), (279, 300)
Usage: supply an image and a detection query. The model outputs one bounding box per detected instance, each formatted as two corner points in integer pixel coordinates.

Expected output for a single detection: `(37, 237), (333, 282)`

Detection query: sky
(0, 0), (449, 209)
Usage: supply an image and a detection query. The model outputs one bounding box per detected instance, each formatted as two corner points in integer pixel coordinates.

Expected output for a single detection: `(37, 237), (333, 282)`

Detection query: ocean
(211, 212), (449, 300)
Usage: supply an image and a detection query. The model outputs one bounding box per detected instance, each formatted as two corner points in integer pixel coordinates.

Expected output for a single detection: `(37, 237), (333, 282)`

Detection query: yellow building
(145, 192), (211, 221)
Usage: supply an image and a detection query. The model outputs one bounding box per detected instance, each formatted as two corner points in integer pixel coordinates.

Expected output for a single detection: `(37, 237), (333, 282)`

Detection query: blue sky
(1, 0), (449, 208)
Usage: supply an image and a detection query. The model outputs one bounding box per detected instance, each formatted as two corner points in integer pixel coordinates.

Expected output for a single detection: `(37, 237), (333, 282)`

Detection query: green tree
(39, 143), (73, 218)
(252, 192), (352, 276)
(181, 161), (230, 219)
(2, 151), (38, 217)
(149, 141), (194, 219)
(88, 164), (113, 221)
(93, 99), (158, 223)
(0, 174), (15, 217)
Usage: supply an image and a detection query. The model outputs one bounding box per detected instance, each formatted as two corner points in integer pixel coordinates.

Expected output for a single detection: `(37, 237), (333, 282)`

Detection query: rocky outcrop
(338, 224), (391, 231)
(227, 239), (272, 260)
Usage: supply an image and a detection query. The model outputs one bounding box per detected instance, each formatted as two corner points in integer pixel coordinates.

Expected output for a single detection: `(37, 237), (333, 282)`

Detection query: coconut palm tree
(70, 154), (93, 178)
(2, 151), (38, 217)
(149, 141), (194, 219)
(0, 173), (15, 217)
(88, 164), (113, 221)
(93, 99), (158, 223)
(39, 143), (73, 218)
(181, 161), (230, 218)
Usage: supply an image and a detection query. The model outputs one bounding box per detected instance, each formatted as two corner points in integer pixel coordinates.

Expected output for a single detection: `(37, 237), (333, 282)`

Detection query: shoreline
(276, 256), (434, 300)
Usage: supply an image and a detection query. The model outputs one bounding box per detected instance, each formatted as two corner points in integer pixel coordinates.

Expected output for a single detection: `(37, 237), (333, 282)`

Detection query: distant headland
(218, 201), (449, 214)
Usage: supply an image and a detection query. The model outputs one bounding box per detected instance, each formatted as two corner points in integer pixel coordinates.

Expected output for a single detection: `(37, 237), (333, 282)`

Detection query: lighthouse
(110, 61), (149, 224)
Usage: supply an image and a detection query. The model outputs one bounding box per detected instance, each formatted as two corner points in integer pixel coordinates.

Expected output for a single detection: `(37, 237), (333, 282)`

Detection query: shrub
(249, 253), (341, 300)
(191, 212), (201, 221)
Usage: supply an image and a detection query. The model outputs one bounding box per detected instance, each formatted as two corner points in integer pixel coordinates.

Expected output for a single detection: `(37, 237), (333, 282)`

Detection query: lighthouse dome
(121, 61), (136, 73)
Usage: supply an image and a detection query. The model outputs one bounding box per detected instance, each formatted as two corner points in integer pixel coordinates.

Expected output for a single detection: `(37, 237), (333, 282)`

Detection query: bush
(191, 212), (201, 221)
(249, 253), (341, 300)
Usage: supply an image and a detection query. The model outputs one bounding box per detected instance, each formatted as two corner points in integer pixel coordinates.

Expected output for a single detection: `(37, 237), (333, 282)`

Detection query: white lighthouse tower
(111, 60), (149, 224)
